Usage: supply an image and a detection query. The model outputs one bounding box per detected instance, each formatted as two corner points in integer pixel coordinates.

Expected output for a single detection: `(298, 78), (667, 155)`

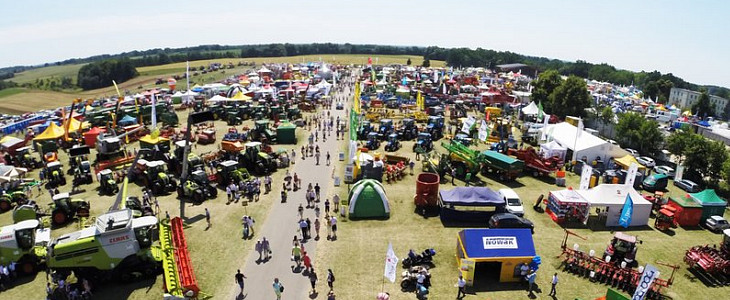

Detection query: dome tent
(348, 179), (390, 219)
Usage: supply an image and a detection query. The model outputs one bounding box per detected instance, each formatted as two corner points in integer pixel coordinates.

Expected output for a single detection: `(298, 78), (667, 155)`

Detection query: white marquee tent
(540, 122), (628, 163)
(521, 101), (539, 115)
(577, 184), (651, 227)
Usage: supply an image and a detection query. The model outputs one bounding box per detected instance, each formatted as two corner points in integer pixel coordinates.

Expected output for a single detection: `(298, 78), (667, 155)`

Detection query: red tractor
(197, 129), (216, 145)
(685, 229), (730, 279)
(604, 232), (640, 268)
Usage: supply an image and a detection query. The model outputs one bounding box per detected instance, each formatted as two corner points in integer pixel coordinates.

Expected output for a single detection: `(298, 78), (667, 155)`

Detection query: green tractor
(178, 170), (218, 204)
(0, 219), (50, 274)
(215, 160), (251, 186)
(0, 191), (30, 212)
(49, 192), (90, 226)
(287, 107), (301, 120)
(71, 160), (94, 186)
(14, 146), (43, 170)
(45, 161), (66, 188)
(124, 196), (154, 218)
(170, 140), (205, 176)
(250, 120), (277, 144)
(239, 142), (277, 175)
(142, 160), (177, 196)
(47, 209), (161, 282)
(98, 169), (119, 195)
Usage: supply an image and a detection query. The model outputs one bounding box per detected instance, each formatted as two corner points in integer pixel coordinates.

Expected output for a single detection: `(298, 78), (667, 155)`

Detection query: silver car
(653, 165), (675, 177)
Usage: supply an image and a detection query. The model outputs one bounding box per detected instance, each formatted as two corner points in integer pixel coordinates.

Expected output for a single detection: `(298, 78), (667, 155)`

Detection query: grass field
(0, 54), (442, 114)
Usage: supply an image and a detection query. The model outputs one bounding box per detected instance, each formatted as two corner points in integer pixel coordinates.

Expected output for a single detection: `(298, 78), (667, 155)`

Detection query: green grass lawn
(9, 64), (85, 84)
(0, 87), (26, 98)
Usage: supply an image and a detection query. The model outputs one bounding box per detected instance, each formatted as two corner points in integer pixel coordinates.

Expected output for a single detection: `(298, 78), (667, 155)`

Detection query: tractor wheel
(208, 186), (218, 198)
(193, 190), (204, 204)
(77, 207), (90, 218)
(152, 182), (162, 195)
(0, 200), (10, 212)
(113, 186), (119, 194)
(19, 257), (37, 274)
(52, 210), (68, 226)
(177, 187), (185, 198)
(532, 170), (540, 177)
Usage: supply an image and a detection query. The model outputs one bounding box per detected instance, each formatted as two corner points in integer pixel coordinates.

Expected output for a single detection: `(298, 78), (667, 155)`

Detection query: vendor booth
(439, 187), (505, 223)
(546, 188), (590, 224)
(456, 228), (536, 285)
(613, 155), (647, 172)
(347, 179), (390, 219)
(667, 194), (703, 227)
(578, 184), (651, 227)
(690, 189), (727, 223)
(540, 140), (567, 161)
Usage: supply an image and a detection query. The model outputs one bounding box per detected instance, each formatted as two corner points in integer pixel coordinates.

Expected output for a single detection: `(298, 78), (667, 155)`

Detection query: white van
(498, 188), (524, 217)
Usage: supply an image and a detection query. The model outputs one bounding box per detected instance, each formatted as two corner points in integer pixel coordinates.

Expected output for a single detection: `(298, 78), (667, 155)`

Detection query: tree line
(77, 58), (138, 90)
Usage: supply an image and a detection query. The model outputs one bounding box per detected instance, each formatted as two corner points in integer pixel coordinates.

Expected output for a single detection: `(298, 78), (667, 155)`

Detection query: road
(230, 80), (351, 300)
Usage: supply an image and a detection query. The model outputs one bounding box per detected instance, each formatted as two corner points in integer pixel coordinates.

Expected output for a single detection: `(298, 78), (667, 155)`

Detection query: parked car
(642, 174), (669, 192)
(498, 189), (524, 217)
(674, 179), (701, 193)
(625, 148), (639, 157)
(336, 102), (344, 110)
(653, 165), (675, 177)
(488, 213), (534, 234)
(705, 216), (730, 232)
(636, 156), (656, 168)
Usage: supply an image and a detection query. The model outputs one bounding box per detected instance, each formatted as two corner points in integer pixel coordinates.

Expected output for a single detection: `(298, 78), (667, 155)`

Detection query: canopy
(577, 184), (651, 227)
(613, 155), (646, 171)
(118, 115), (137, 125)
(348, 179), (390, 219)
(440, 187), (503, 207)
(66, 117), (90, 132)
(33, 122), (65, 141)
(521, 101), (539, 115)
(690, 189), (726, 206)
(0, 136), (24, 148)
(139, 134), (170, 145)
(540, 140), (567, 160)
(230, 91), (252, 101)
(208, 95), (231, 102)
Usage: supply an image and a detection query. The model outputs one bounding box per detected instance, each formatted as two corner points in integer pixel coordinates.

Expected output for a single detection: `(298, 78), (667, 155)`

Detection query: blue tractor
(413, 132), (433, 153)
(426, 116), (444, 140)
(397, 118), (418, 141)
(384, 133), (401, 152)
(365, 132), (381, 150)
(378, 119), (394, 140)
(358, 120), (374, 140)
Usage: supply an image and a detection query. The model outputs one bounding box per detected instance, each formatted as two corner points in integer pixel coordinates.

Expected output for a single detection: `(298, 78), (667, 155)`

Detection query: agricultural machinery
(13, 146), (42, 169)
(141, 160), (177, 195)
(413, 132), (433, 154)
(358, 120), (374, 140)
(685, 229), (730, 283)
(44, 161), (66, 188)
(250, 120), (277, 144)
(49, 192), (91, 226)
(384, 133), (401, 152)
(98, 169), (119, 195)
(378, 119), (394, 140)
(0, 219), (50, 274)
(215, 160), (251, 186)
(604, 232), (640, 268)
(426, 116), (444, 140)
(365, 132), (381, 150)
(0, 191), (29, 212)
(397, 118), (418, 141)
(178, 170), (218, 204)
(440, 140), (524, 181)
(125, 196), (154, 218)
(197, 128), (216, 145)
(509, 147), (563, 177)
(238, 141), (277, 175)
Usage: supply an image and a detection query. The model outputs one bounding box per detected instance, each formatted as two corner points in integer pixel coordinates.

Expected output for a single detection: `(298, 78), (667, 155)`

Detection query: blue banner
(618, 194), (633, 228)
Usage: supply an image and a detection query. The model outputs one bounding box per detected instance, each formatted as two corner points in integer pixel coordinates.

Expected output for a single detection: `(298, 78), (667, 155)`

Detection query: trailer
(479, 150), (525, 181)
(509, 147), (563, 177)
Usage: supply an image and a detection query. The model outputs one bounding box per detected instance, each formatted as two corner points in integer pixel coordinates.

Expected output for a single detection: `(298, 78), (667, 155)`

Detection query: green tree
(691, 90), (714, 118)
(614, 112), (664, 155)
(530, 70), (562, 113)
(406, 58), (412, 65)
(665, 129), (699, 163)
(706, 141), (729, 184)
(422, 58), (430, 67)
(548, 75), (591, 118)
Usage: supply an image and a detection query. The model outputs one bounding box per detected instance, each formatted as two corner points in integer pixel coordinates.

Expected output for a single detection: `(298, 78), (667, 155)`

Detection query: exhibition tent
(348, 179), (390, 219)
(456, 228), (536, 284)
(541, 122), (628, 163)
(690, 189), (727, 222)
(577, 184), (651, 227)
(613, 155), (646, 171)
(439, 187), (505, 223)
(521, 101), (539, 115)
(540, 140), (567, 161)
(33, 122), (65, 141)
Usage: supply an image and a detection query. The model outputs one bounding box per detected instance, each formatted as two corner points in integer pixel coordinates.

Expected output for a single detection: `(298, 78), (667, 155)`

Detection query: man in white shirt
(549, 272), (558, 296)
(456, 274), (466, 299)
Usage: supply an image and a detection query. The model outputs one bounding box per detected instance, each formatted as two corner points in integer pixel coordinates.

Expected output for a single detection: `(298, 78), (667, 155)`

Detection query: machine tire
(52, 210), (68, 225)
(77, 207), (90, 218)
(177, 187), (184, 198)
(0, 200), (10, 212)
(20, 259), (36, 274)
(152, 182), (162, 195)
(208, 186), (218, 198)
(193, 190), (203, 204)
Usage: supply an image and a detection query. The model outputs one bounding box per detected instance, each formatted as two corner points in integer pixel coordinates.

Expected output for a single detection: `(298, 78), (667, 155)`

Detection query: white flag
(540, 114), (551, 141)
(580, 165), (593, 190)
(626, 163), (639, 187)
(151, 93), (157, 129)
(577, 119), (584, 138)
(384, 242), (398, 283)
(461, 116), (476, 134)
(478, 120), (488, 141)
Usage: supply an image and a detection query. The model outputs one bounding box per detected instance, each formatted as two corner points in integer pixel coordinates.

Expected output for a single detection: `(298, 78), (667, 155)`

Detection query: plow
(558, 230), (677, 299)
(684, 229), (730, 285)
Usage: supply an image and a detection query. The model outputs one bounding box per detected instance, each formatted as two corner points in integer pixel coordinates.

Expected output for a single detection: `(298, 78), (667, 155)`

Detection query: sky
(1, 0), (728, 87)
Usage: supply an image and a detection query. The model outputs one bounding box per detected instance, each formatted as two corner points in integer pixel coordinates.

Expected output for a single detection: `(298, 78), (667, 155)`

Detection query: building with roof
(540, 122), (628, 163)
(456, 228), (536, 285)
(668, 88), (728, 117)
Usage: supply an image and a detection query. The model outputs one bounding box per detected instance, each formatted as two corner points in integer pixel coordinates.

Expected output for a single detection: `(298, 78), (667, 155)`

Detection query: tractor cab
(398, 118), (418, 140)
(413, 132), (434, 153)
(287, 107), (302, 120)
(453, 133), (472, 146)
(125, 196), (153, 218)
(190, 170), (211, 185)
(217, 160), (250, 185)
(604, 232), (639, 268)
(145, 160), (176, 195)
(366, 132), (381, 150)
(45, 161), (66, 187)
(427, 116), (444, 140)
(14, 146), (42, 169)
(99, 169), (119, 195)
(50, 193), (90, 226)
(358, 121), (373, 140)
(385, 133), (401, 152)
(252, 120), (277, 143)
(378, 119), (394, 140)
(239, 142), (276, 175)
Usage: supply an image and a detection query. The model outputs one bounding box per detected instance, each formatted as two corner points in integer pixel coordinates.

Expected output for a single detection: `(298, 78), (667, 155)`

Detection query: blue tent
(456, 228), (536, 283)
(118, 115), (137, 126)
(439, 187), (505, 223)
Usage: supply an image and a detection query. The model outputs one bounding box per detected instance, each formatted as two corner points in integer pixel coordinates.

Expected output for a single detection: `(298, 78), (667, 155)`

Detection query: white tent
(540, 140), (567, 160)
(577, 184), (651, 227)
(521, 101), (539, 115)
(208, 95), (231, 102)
(541, 122), (628, 163)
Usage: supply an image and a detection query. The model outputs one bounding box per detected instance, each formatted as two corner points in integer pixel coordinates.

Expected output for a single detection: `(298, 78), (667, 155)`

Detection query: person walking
(527, 270), (537, 296)
(332, 194), (340, 213)
(292, 244), (302, 269)
(234, 270), (246, 294)
(298, 204), (305, 220)
(291, 148), (296, 164)
(305, 218), (312, 240)
(299, 219), (309, 240)
(303, 251), (312, 273)
(273, 278), (283, 300)
(315, 183), (321, 201)
(315, 151), (320, 165)
(314, 218), (321, 240)
(456, 274), (466, 299)
(315, 204), (321, 218)
(255, 240), (263, 260)
(326, 151), (331, 166)
(309, 268), (318, 294)
(549, 272), (558, 296)
(330, 215), (338, 240)
(205, 208), (211, 229)
(327, 269), (335, 291)
(262, 237), (271, 260)
(324, 198), (330, 215)
(326, 216), (332, 239)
